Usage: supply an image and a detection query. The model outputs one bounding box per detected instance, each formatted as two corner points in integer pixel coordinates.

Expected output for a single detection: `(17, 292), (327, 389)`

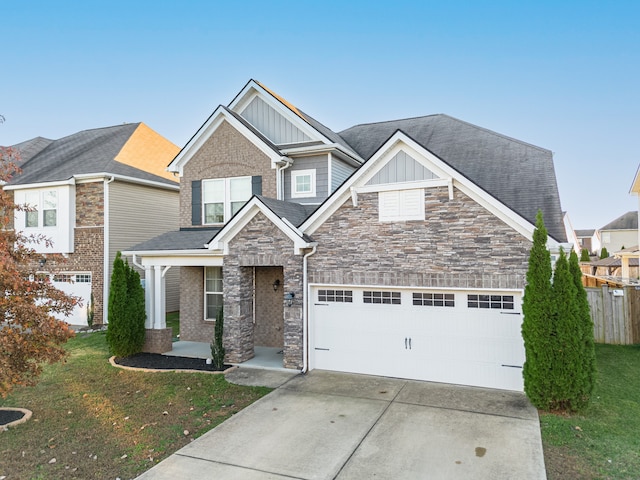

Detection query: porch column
(153, 265), (166, 329)
(144, 266), (154, 329)
(622, 256), (630, 279)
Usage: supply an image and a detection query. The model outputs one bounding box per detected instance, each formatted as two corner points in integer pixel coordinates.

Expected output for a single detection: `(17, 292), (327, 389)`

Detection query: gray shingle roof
(575, 229), (595, 237)
(339, 114), (567, 242)
(128, 228), (221, 251)
(296, 109), (361, 160)
(256, 196), (318, 227)
(10, 137), (54, 162)
(600, 211), (638, 231)
(9, 124), (177, 186)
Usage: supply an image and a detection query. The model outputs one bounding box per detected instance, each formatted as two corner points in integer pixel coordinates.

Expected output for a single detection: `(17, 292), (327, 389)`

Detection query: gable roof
(339, 114), (566, 242)
(575, 229), (595, 237)
(11, 136), (53, 162)
(600, 211), (638, 231)
(9, 124), (178, 187)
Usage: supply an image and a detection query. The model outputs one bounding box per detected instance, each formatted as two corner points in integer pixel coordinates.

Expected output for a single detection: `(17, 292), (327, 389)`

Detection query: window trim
(202, 176), (252, 225)
(24, 189), (58, 228)
(204, 267), (223, 321)
(291, 169), (316, 198)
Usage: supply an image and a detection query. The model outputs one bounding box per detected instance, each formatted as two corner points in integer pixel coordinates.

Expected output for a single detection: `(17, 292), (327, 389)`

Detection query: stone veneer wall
(225, 212), (303, 369)
(308, 187), (532, 287)
(179, 120), (277, 229)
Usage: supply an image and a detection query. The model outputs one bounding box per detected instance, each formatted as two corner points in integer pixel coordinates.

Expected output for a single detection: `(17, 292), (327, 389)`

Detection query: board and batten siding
(240, 96), (311, 145)
(108, 180), (180, 312)
(331, 157), (356, 192)
(367, 150), (438, 185)
(284, 154), (329, 203)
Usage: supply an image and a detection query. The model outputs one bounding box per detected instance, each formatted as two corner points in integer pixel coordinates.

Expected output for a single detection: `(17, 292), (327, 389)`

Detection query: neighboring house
(594, 211), (638, 255)
(126, 80), (567, 391)
(575, 229), (595, 255)
(5, 123), (181, 326)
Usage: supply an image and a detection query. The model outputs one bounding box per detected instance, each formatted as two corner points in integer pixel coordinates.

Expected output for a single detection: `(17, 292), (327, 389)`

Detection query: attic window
(378, 189), (424, 222)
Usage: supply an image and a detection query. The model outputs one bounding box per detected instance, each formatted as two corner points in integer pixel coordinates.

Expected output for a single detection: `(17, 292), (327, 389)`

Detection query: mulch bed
(114, 352), (231, 372)
(0, 409), (25, 426)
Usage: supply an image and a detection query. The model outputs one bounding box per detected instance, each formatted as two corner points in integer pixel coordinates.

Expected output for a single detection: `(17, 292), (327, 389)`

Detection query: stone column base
(143, 328), (173, 354)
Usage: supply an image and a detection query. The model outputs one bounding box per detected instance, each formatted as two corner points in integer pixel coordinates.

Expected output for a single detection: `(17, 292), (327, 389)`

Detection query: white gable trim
(229, 80), (332, 147)
(167, 106), (284, 176)
(207, 197), (314, 255)
(301, 131), (559, 247)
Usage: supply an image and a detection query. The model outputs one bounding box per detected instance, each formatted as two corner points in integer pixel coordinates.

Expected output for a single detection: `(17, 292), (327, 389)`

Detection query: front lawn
(541, 344), (640, 479)
(0, 331), (271, 479)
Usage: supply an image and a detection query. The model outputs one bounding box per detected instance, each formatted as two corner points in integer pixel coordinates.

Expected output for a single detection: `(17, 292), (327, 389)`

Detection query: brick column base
(143, 328), (173, 354)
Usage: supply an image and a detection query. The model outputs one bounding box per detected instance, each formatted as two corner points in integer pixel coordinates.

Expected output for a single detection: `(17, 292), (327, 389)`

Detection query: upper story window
(378, 189), (424, 222)
(291, 169), (316, 198)
(203, 176), (252, 224)
(24, 190), (57, 227)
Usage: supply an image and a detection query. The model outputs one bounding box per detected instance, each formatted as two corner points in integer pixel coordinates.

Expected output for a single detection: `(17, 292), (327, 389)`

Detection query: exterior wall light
(284, 292), (295, 307)
(273, 279), (280, 291)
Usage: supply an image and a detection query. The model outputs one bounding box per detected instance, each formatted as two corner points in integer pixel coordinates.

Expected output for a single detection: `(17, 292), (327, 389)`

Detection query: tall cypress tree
(550, 248), (581, 410)
(125, 260), (147, 355)
(522, 211), (554, 408)
(569, 249), (596, 408)
(106, 252), (128, 355)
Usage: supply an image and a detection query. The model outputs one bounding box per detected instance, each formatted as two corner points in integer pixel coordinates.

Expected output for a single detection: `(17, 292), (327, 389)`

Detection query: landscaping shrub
(580, 248), (590, 262)
(600, 247), (609, 259)
(211, 306), (225, 369)
(106, 252), (146, 357)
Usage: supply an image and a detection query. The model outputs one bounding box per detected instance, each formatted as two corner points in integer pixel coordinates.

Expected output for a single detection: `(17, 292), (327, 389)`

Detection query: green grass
(541, 344), (640, 479)
(0, 331), (271, 480)
(166, 311), (180, 339)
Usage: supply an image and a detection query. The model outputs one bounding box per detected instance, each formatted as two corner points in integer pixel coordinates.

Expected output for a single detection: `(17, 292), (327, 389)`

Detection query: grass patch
(541, 344), (640, 479)
(0, 331), (271, 479)
(166, 311), (180, 339)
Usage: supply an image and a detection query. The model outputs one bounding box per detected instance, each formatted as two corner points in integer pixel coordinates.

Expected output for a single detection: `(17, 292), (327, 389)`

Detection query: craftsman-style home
(127, 80), (567, 391)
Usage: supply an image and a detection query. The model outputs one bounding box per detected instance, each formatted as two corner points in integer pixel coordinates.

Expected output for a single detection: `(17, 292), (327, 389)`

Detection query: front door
(253, 267), (284, 348)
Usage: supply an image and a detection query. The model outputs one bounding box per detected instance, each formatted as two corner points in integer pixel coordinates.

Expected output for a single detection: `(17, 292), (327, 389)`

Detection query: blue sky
(2, 0), (638, 230)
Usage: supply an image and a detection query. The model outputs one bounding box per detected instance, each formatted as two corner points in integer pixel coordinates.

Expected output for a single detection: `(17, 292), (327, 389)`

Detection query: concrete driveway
(137, 370), (546, 480)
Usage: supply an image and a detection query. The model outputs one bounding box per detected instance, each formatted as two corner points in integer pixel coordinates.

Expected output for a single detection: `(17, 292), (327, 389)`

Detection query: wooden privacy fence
(586, 285), (640, 344)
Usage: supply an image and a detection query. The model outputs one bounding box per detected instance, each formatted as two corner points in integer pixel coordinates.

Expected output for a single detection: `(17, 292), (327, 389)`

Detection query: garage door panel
(312, 287), (524, 391)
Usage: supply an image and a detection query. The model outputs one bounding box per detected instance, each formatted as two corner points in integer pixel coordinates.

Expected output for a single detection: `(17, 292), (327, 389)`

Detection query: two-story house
(127, 80), (567, 391)
(6, 123), (181, 326)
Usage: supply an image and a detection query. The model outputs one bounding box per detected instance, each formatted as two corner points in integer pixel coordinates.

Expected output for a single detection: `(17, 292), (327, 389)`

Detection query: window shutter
(191, 180), (202, 225)
(251, 176), (262, 196)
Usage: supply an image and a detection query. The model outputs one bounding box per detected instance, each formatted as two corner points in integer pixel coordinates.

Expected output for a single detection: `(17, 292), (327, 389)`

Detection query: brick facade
(179, 120), (277, 229)
(179, 266), (214, 343)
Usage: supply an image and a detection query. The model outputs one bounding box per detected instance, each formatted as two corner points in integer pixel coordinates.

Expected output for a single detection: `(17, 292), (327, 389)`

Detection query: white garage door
(51, 273), (92, 326)
(311, 286), (525, 391)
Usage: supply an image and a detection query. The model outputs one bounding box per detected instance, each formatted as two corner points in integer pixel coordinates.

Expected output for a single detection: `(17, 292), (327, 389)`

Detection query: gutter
(275, 157), (293, 200)
(301, 244), (317, 373)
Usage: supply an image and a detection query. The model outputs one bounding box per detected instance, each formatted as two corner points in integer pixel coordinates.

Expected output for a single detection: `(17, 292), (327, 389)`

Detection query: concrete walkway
(137, 370), (546, 480)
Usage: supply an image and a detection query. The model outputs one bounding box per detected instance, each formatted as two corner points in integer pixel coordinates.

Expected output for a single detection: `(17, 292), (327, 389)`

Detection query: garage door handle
(405, 337), (407, 349)
(409, 337), (412, 350)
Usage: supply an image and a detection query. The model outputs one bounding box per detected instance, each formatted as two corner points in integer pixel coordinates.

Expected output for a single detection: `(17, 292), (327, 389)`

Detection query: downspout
(301, 244), (317, 373)
(103, 176), (115, 324)
(276, 157), (293, 200)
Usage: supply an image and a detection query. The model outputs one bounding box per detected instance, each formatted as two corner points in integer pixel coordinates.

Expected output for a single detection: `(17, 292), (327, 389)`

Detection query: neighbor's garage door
(311, 287), (525, 391)
(51, 273), (92, 326)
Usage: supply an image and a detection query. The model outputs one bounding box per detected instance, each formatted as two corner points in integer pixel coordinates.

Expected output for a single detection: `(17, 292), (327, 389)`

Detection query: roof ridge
(340, 113), (442, 131)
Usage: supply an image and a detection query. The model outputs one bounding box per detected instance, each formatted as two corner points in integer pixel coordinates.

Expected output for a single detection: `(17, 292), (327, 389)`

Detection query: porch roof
(129, 228), (221, 252)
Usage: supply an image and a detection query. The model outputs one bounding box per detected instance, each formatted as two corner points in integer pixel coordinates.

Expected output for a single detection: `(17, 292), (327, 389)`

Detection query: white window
(203, 177), (252, 224)
(205, 267), (223, 320)
(378, 189), (424, 222)
(24, 189), (57, 227)
(291, 169), (316, 198)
